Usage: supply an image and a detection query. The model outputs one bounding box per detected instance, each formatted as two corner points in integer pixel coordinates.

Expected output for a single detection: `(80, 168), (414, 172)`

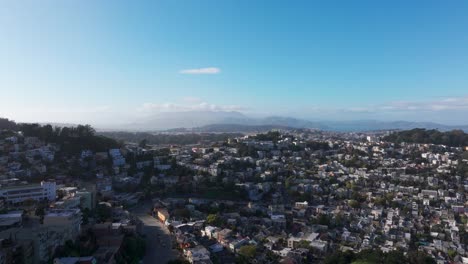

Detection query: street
(131, 204), (179, 264)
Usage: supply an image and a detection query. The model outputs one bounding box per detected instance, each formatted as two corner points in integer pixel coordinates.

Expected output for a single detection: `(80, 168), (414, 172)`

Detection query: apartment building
(43, 209), (82, 240)
(0, 181), (56, 204)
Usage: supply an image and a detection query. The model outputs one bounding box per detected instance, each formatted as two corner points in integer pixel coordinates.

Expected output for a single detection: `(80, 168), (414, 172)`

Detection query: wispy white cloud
(380, 97), (468, 112)
(343, 96), (468, 113)
(138, 100), (246, 113)
(346, 107), (373, 113)
(180, 67), (221, 74)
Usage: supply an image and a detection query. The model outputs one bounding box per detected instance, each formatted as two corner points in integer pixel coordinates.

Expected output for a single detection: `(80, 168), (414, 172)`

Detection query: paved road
(131, 204), (179, 264)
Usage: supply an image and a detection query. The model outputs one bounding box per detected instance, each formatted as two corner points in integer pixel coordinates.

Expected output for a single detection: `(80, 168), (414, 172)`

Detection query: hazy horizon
(2, 1), (468, 126)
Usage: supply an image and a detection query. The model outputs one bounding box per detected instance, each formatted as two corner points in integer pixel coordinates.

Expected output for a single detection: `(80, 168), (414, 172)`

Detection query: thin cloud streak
(179, 67), (221, 74)
(138, 101), (247, 113)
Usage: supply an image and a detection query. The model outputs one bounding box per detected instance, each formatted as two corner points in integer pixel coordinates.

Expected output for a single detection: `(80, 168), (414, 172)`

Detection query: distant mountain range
(125, 111), (328, 131)
(122, 111), (468, 132)
(4, 111), (467, 133)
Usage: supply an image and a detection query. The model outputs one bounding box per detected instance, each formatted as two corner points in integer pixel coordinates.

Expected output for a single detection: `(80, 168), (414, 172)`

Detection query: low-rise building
(184, 245), (211, 264)
(0, 181), (56, 204)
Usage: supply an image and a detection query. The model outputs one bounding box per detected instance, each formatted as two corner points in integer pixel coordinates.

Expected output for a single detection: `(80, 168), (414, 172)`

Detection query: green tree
(384, 250), (407, 264)
(120, 235), (146, 263)
(296, 240), (311, 249)
(447, 249), (457, 260)
(238, 245), (256, 259)
(348, 199), (360, 209)
(407, 251), (436, 264)
(324, 250), (355, 264)
(167, 260), (190, 264)
(139, 139), (148, 148)
(206, 214), (222, 226)
(96, 203), (112, 222)
(81, 208), (90, 225)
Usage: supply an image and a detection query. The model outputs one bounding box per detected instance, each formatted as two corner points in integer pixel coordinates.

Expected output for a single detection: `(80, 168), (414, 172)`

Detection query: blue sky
(1, 0), (468, 125)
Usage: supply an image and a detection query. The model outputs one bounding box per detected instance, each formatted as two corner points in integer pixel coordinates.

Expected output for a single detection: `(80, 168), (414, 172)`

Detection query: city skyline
(1, 1), (468, 126)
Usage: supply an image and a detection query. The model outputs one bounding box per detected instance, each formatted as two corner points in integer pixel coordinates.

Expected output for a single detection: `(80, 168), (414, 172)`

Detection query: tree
(172, 208), (191, 219)
(447, 249), (457, 260)
(0, 118), (17, 130)
(324, 249), (410, 264)
(120, 235), (146, 263)
(285, 176), (295, 189)
(384, 129), (468, 147)
(296, 240), (311, 249)
(35, 204), (46, 224)
(167, 260), (190, 264)
(348, 199), (360, 209)
(407, 251), (436, 264)
(384, 250), (407, 264)
(139, 139), (148, 148)
(96, 203), (112, 222)
(238, 245), (256, 259)
(324, 250), (355, 264)
(81, 208), (91, 225)
(317, 214), (331, 226)
(354, 249), (384, 264)
(206, 214), (222, 226)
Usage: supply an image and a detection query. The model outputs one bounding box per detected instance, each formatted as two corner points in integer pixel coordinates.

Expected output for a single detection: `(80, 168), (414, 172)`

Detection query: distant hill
(126, 111), (329, 131)
(256, 116), (329, 130)
(126, 111), (249, 130)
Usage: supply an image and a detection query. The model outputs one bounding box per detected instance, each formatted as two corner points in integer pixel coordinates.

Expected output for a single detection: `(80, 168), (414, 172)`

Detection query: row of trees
(384, 128), (468, 147)
(254, 131), (281, 142)
(324, 249), (436, 264)
(2, 120), (120, 154)
(0, 118), (17, 130)
(99, 131), (242, 146)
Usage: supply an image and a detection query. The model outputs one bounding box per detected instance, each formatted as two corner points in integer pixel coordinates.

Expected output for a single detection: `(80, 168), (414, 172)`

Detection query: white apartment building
(0, 181), (56, 204)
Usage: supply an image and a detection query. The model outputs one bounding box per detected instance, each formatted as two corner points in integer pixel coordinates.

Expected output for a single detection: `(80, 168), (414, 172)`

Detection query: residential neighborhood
(4, 1), (468, 263)
(1, 123), (468, 263)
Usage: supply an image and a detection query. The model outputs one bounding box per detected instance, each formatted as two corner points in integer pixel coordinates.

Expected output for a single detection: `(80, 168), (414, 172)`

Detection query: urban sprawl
(0, 125), (468, 264)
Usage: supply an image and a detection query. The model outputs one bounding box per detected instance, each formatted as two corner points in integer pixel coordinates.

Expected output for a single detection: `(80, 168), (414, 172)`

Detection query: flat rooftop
(45, 209), (80, 217)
